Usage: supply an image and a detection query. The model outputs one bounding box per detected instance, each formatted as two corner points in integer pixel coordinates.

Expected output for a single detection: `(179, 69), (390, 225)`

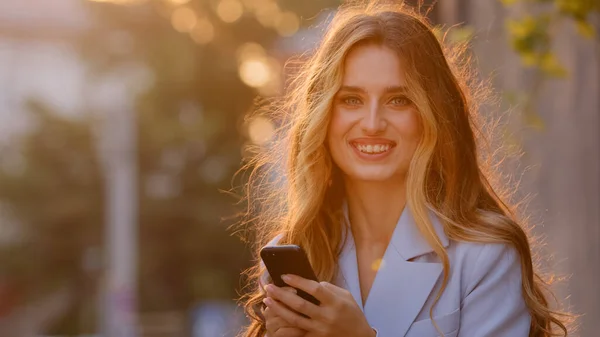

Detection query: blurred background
(0, 0), (597, 336)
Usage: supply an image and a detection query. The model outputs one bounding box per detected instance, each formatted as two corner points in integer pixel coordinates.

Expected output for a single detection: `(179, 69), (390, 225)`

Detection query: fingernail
(265, 284), (272, 293)
(281, 274), (291, 282)
(263, 298), (272, 306)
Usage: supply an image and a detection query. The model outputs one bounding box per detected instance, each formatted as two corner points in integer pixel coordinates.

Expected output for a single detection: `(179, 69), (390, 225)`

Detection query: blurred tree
(0, 100), (103, 333)
(500, 0), (599, 128)
(0, 0), (338, 334)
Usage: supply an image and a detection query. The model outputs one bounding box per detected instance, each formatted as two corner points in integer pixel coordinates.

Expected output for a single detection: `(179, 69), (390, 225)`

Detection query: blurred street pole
(93, 73), (138, 337)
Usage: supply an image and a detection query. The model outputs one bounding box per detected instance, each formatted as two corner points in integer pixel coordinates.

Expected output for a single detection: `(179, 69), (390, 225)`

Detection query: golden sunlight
(247, 116), (275, 145)
(274, 11), (300, 37)
(254, 1), (280, 28)
(256, 57), (282, 96)
(240, 0), (269, 12)
(216, 0), (244, 23)
(171, 6), (197, 33)
(167, 0), (191, 5)
(371, 259), (385, 271)
(236, 42), (266, 64)
(239, 59), (271, 88)
(190, 18), (215, 44)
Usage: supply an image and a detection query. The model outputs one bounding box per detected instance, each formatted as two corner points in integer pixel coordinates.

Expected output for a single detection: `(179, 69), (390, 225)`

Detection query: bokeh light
(190, 18), (215, 44)
(168, 0), (191, 5)
(239, 59), (271, 88)
(236, 43), (281, 95)
(171, 7), (197, 33)
(275, 11), (300, 37)
(154, 1), (174, 18)
(241, 0), (268, 11)
(247, 116), (275, 145)
(236, 42), (266, 63)
(254, 1), (280, 27)
(216, 0), (244, 23)
(257, 57), (282, 96)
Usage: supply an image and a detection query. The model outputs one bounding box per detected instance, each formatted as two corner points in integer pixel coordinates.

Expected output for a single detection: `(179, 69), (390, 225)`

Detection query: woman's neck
(344, 177), (407, 244)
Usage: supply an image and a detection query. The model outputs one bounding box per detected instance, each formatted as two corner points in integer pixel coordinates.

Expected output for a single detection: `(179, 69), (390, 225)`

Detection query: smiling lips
(350, 139), (396, 155)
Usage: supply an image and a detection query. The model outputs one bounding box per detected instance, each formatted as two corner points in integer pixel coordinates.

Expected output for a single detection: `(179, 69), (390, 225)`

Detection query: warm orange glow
(154, 0), (173, 19)
(275, 11), (300, 37)
(171, 7), (197, 33)
(239, 59), (271, 88)
(236, 42), (266, 63)
(254, 1), (279, 27)
(371, 258), (385, 271)
(241, 0), (266, 11)
(167, 0), (191, 5)
(191, 18), (215, 44)
(216, 0), (244, 23)
(247, 116), (275, 145)
(257, 57), (282, 96)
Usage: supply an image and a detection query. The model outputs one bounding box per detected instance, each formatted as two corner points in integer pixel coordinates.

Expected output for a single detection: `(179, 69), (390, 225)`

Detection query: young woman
(239, 1), (571, 336)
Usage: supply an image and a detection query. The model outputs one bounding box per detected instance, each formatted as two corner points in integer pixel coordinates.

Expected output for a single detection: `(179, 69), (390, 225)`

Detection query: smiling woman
(328, 44), (421, 183)
(238, 1), (572, 337)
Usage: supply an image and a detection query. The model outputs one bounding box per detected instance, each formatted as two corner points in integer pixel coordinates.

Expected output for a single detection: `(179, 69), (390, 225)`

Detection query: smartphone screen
(260, 245), (320, 305)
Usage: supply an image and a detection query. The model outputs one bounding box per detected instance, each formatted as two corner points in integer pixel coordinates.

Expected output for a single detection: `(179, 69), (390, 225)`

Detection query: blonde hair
(238, 1), (572, 336)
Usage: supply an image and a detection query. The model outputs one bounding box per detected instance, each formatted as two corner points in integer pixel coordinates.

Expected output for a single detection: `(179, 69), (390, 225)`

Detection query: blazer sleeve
(458, 243), (531, 337)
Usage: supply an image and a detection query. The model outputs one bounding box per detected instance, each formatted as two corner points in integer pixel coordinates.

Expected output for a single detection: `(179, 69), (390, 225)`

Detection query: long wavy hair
(238, 1), (572, 336)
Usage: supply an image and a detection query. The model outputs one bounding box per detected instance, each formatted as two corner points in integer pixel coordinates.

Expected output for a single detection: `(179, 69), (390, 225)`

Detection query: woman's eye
(342, 97), (362, 105)
(390, 96), (410, 106)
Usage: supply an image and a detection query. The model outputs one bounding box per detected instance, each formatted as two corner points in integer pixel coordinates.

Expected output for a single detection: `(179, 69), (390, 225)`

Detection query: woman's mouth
(354, 143), (391, 154)
(350, 140), (396, 159)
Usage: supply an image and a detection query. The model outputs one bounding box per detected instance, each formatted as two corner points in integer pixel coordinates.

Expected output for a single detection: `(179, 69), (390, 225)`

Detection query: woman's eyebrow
(338, 85), (366, 93)
(337, 85), (408, 93)
(384, 85), (408, 93)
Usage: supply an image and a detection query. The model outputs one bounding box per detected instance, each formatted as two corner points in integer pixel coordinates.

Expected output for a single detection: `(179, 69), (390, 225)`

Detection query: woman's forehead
(341, 44), (407, 90)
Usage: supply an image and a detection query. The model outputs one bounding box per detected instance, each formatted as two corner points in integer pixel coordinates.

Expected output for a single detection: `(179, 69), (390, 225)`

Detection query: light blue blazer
(264, 206), (531, 337)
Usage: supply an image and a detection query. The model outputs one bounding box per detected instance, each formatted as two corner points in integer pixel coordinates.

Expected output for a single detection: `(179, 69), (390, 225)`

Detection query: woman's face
(327, 43), (422, 183)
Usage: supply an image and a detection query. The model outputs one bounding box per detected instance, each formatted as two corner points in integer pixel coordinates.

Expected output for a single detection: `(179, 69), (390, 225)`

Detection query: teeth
(354, 143), (392, 154)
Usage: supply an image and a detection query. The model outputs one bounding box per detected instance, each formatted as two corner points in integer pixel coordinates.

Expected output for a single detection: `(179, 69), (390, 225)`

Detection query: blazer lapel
(338, 203), (449, 336)
(337, 229), (363, 311)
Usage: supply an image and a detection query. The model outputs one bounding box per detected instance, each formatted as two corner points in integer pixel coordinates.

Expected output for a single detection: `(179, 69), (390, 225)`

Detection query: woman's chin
(345, 168), (402, 183)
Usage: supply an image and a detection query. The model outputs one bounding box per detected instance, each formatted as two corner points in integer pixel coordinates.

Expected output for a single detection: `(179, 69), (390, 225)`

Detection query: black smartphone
(260, 245), (320, 306)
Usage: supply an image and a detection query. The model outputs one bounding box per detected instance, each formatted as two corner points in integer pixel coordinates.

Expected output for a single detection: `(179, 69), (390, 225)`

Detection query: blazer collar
(337, 201), (449, 336)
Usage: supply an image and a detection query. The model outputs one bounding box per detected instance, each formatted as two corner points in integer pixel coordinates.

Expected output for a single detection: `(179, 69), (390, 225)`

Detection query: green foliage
(500, 0), (598, 131)
(502, 0), (598, 77)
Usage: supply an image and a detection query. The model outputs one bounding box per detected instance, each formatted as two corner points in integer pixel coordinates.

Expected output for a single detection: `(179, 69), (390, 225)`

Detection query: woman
(239, 1), (571, 336)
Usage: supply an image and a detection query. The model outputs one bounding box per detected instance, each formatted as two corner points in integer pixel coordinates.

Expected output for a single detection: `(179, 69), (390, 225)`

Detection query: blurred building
(440, 1), (600, 335)
(0, 0), (90, 142)
(0, 1), (90, 332)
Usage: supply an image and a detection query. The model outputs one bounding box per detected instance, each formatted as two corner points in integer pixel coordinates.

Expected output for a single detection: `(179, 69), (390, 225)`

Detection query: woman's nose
(360, 104), (386, 134)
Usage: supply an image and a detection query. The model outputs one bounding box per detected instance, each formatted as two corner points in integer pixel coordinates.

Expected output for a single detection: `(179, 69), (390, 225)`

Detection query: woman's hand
(264, 306), (306, 337)
(263, 274), (376, 337)
(263, 286), (306, 337)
